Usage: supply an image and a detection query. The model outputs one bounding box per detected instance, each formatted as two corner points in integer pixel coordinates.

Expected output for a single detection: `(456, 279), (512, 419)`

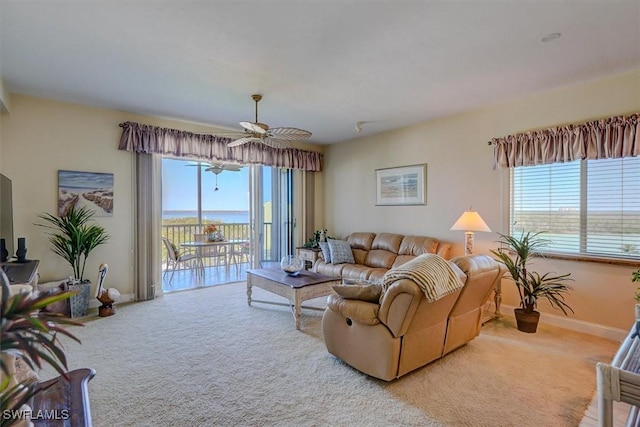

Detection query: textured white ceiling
(1, 1), (639, 144)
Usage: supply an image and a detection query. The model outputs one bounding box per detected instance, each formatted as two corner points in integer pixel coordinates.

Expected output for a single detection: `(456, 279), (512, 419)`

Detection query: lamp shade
(450, 210), (491, 232)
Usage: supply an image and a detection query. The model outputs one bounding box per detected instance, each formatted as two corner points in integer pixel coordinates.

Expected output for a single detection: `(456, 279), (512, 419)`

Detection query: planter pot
(69, 280), (91, 318)
(514, 308), (540, 333)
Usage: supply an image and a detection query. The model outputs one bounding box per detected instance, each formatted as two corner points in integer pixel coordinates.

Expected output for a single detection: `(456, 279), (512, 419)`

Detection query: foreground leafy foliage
(1, 276), (82, 426)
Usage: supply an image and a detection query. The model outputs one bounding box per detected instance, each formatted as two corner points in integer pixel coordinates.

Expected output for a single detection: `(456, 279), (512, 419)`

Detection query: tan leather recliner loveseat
(322, 254), (506, 381)
(313, 232), (451, 282)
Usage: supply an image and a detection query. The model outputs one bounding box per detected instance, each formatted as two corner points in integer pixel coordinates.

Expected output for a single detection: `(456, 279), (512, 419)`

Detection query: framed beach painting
(58, 170), (114, 217)
(375, 164), (426, 206)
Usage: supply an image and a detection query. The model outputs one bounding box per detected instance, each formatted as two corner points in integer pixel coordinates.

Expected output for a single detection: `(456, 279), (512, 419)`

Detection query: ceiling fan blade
(205, 163), (243, 174)
(268, 127), (312, 141)
(239, 121), (268, 134)
(261, 137), (287, 149)
(228, 137), (261, 147)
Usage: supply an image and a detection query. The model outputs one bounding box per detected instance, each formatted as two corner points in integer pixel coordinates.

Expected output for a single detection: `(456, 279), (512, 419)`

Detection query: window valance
(489, 113), (639, 169)
(118, 121), (323, 172)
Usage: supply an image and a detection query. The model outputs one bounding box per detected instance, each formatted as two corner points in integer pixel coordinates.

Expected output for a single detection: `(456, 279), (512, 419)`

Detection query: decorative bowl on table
(208, 231), (225, 242)
(281, 255), (304, 276)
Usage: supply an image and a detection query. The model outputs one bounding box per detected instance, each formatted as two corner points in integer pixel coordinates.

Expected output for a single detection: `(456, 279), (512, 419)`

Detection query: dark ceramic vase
(16, 237), (27, 262)
(0, 239), (8, 262)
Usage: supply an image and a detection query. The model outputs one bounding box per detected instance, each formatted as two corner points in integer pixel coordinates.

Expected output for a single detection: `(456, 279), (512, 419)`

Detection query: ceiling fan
(186, 161), (243, 191)
(205, 163), (242, 192)
(227, 94), (312, 149)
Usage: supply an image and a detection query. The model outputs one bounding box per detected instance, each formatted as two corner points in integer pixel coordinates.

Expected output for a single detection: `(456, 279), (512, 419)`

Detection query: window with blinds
(510, 156), (640, 260)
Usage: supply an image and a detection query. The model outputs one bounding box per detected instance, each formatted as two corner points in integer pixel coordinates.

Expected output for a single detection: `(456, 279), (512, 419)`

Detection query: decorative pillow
(318, 241), (331, 263)
(327, 239), (355, 264)
(343, 278), (381, 285)
(332, 283), (383, 303)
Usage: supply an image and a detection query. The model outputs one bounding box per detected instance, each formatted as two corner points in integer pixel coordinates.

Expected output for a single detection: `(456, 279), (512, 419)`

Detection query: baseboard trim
(500, 304), (627, 342)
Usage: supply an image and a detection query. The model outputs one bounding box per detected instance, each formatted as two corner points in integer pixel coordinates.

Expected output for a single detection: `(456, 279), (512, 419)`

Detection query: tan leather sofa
(321, 254), (506, 381)
(313, 232), (451, 282)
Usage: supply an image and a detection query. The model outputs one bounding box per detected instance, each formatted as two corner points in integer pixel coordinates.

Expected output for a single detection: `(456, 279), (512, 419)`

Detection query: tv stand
(1, 259), (39, 291)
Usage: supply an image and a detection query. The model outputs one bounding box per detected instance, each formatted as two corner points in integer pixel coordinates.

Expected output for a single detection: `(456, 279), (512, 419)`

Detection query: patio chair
(162, 237), (197, 283)
(228, 240), (251, 275)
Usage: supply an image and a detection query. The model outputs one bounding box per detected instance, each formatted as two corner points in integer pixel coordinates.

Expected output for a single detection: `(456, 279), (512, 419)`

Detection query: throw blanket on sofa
(381, 254), (464, 302)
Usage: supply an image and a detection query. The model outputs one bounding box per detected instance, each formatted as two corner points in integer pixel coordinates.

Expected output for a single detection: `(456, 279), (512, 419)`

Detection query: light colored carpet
(40, 283), (619, 427)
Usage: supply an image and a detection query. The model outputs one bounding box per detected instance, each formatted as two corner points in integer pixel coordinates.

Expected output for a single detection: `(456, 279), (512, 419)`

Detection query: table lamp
(450, 209), (491, 255)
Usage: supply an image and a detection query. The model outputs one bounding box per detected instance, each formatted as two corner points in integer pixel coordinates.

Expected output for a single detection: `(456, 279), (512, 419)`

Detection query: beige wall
(0, 95), (328, 297)
(0, 79), (7, 167)
(0, 78), (10, 114)
(323, 69), (640, 332)
(1, 95), (139, 293)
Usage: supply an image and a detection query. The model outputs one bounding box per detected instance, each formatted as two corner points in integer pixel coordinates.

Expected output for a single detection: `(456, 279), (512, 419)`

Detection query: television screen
(0, 173), (14, 261)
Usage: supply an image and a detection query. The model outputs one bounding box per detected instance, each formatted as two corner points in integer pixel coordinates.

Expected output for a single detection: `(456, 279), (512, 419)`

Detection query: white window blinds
(510, 157), (640, 260)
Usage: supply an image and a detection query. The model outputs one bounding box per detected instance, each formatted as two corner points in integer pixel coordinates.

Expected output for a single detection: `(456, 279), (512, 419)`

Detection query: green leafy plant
(36, 205), (110, 281)
(303, 229), (332, 248)
(491, 231), (574, 315)
(1, 272), (82, 426)
(633, 269), (640, 302)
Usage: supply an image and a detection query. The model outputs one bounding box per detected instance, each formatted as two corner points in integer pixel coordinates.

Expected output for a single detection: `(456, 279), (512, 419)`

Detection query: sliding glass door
(161, 158), (250, 291)
(161, 158), (295, 291)
(249, 166), (294, 268)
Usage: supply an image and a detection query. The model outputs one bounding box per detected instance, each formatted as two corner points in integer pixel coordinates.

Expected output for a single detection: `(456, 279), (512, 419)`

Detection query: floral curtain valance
(489, 113), (639, 169)
(118, 121), (323, 172)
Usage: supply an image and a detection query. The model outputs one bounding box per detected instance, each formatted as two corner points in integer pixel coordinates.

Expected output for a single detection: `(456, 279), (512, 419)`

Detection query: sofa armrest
(377, 279), (422, 338)
(326, 293), (380, 326)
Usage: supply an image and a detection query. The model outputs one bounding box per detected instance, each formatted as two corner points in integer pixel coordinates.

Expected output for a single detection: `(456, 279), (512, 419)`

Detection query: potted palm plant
(491, 231), (574, 333)
(1, 270), (81, 426)
(35, 205), (109, 317)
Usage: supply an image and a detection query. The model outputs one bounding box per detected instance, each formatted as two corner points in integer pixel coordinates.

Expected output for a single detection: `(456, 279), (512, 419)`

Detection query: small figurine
(95, 263), (120, 317)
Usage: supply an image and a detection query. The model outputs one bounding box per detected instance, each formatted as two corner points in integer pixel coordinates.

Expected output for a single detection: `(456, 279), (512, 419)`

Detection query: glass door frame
(249, 165), (294, 268)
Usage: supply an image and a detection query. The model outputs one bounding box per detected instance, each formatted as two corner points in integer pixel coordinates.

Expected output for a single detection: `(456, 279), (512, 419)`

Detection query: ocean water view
(163, 210), (249, 223)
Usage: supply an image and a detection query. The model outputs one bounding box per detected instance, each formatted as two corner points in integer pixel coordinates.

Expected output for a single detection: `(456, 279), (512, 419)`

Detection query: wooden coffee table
(247, 268), (340, 330)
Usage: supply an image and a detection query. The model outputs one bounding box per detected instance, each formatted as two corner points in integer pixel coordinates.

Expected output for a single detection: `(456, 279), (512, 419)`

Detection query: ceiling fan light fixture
(203, 162), (243, 192)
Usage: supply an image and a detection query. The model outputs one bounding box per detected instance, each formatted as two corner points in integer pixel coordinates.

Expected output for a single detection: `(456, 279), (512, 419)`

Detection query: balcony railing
(161, 222), (271, 270)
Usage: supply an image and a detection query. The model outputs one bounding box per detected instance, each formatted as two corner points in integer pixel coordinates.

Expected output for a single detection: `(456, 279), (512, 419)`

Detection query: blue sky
(162, 159), (252, 211)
